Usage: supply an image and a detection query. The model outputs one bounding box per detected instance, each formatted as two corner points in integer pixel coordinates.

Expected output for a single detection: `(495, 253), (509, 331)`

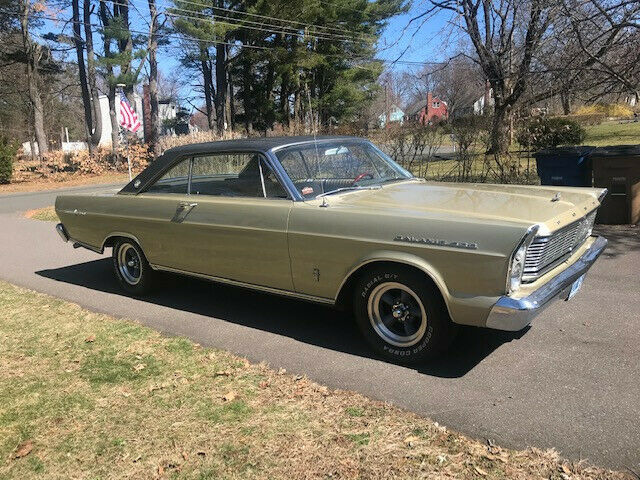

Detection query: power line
(0, 8), (441, 67)
(132, 0), (376, 40)
(162, 9), (366, 43)
(109, 0), (375, 43)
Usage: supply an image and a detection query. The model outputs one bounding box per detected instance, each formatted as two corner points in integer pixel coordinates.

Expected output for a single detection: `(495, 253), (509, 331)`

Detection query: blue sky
(35, 0), (455, 102)
(376, 5), (454, 66)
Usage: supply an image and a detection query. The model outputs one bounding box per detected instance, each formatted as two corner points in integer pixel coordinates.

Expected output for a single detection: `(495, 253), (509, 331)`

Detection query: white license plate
(566, 274), (586, 300)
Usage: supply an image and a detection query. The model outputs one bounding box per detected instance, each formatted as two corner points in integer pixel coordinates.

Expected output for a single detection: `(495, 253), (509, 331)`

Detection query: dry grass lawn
(0, 281), (630, 479)
(0, 172), (129, 194)
(24, 206), (58, 222)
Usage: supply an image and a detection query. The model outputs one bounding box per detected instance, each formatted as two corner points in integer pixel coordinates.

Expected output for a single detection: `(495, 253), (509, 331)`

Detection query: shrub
(0, 136), (19, 184)
(574, 103), (633, 118)
(516, 117), (586, 151)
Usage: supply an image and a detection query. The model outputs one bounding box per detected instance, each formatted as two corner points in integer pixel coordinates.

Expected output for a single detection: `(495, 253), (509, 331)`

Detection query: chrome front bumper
(485, 235), (608, 331)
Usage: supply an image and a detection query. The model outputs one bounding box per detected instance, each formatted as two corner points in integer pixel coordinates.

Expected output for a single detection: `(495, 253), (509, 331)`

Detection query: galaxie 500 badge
(394, 235), (478, 250)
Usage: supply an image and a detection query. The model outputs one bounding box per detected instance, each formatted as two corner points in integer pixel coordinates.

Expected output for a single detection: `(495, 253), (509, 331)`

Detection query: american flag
(119, 92), (141, 133)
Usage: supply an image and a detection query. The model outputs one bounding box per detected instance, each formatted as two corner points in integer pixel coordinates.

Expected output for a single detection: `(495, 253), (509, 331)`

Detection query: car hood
(320, 180), (604, 234)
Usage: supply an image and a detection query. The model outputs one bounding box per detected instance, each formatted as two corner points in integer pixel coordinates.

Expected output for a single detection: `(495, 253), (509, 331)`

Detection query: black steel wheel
(353, 265), (456, 363)
(112, 239), (156, 295)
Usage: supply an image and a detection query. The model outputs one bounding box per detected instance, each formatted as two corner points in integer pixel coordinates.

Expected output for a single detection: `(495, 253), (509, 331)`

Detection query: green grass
(0, 281), (629, 479)
(583, 120), (640, 146)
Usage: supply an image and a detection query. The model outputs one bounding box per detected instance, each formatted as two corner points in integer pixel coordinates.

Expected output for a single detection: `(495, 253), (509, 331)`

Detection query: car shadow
(594, 224), (640, 259)
(36, 258), (528, 378)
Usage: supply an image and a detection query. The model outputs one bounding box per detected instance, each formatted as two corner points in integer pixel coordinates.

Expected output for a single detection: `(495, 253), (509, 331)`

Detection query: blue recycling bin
(534, 146), (596, 186)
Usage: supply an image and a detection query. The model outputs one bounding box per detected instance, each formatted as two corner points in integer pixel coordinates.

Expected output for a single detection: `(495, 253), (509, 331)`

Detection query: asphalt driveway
(1, 184), (639, 471)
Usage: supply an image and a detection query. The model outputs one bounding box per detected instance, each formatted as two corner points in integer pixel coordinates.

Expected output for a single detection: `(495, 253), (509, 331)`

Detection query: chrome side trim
(265, 150), (304, 202)
(150, 264), (336, 305)
(486, 235), (607, 331)
(597, 188), (608, 203)
(73, 241), (102, 254)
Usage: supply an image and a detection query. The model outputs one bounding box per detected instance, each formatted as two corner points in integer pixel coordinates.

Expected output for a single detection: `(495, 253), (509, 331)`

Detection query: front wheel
(353, 266), (456, 363)
(112, 239), (156, 295)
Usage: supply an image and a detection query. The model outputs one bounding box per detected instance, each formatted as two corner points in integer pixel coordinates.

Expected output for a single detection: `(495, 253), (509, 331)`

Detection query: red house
(405, 92), (448, 124)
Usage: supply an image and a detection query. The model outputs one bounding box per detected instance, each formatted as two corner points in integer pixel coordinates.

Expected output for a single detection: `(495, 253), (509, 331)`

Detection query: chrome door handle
(171, 202), (198, 223)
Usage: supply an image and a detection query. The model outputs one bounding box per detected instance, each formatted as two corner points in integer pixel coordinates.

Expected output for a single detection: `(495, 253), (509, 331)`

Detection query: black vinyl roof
(119, 135), (360, 194)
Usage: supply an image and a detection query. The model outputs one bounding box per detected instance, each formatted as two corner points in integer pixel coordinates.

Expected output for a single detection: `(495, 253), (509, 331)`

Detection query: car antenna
(307, 85), (325, 207)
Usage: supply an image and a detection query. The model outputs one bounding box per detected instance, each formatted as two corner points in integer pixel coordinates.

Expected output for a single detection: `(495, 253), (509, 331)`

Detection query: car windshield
(274, 140), (413, 199)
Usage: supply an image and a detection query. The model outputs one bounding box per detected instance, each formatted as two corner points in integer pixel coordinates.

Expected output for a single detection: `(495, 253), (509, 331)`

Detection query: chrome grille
(523, 210), (597, 282)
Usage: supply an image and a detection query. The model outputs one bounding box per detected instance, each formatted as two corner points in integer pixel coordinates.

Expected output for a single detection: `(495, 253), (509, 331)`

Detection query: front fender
(335, 249), (453, 317)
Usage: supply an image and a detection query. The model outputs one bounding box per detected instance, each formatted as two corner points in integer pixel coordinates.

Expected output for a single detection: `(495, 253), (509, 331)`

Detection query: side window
(146, 158), (190, 194)
(190, 153), (288, 199)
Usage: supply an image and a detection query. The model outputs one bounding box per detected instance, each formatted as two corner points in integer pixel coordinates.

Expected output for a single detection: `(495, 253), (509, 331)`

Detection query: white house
(473, 88), (495, 115)
(378, 104), (405, 128)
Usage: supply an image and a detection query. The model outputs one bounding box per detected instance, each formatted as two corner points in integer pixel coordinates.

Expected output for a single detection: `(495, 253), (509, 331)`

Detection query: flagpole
(117, 84), (132, 181)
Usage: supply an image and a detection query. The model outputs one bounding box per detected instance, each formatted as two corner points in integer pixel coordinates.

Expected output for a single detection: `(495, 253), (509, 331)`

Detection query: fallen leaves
(222, 391), (237, 402)
(84, 335), (96, 343)
(149, 382), (170, 393)
(403, 436), (420, 448)
(133, 363), (146, 372)
(12, 441), (33, 459)
(474, 465), (488, 476)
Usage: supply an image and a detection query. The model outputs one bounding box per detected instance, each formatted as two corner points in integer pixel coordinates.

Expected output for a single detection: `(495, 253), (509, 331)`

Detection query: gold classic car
(55, 136), (608, 363)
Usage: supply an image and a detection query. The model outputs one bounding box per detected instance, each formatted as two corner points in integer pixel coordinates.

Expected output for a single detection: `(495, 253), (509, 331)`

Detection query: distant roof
(119, 135), (362, 194)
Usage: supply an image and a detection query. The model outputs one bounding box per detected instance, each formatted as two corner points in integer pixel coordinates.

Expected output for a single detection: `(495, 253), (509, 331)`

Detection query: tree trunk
(242, 55), (253, 134)
(84, 0), (101, 147)
(280, 80), (289, 128)
(99, 0), (118, 152)
(227, 61), (235, 131)
(213, 0), (227, 135)
(488, 101), (510, 155)
(108, 85), (119, 152)
(214, 41), (227, 134)
(200, 47), (215, 131)
(114, 0), (134, 99)
(293, 89), (301, 133)
(147, 0), (160, 157)
(72, 0), (94, 154)
(561, 91), (571, 115)
(19, 0), (48, 156)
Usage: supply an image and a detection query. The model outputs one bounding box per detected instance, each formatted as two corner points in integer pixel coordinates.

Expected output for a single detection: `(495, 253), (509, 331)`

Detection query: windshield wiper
(316, 185), (381, 199)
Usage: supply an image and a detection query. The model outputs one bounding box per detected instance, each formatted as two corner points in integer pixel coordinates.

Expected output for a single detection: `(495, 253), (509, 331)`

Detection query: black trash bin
(591, 145), (640, 224)
(534, 146), (596, 186)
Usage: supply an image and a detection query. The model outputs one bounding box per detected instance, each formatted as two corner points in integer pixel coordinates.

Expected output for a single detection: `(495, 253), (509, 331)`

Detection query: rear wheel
(353, 265), (456, 363)
(112, 239), (156, 295)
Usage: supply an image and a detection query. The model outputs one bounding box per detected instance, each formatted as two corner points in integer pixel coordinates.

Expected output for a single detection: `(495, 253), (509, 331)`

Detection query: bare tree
(71, 0), (94, 153)
(432, 56), (484, 118)
(429, 0), (557, 154)
(99, 0), (119, 151)
(19, 0), (48, 156)
(147, 0), (160, 156)
(563, 0), (640, 105)
(84, 0), (101, 147)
